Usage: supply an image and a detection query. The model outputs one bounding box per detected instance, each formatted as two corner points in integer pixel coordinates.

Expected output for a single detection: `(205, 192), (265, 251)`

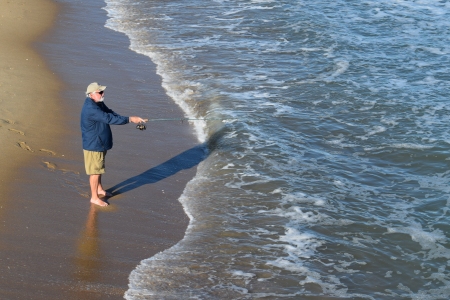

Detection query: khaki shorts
(83, 150), (107, 175)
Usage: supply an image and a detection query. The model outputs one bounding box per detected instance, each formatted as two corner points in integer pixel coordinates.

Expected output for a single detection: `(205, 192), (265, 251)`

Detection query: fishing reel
(136, 123), (146, 131)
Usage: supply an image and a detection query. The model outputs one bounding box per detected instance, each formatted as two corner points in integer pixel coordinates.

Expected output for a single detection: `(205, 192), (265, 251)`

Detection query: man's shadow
(108, 143), (208, 196)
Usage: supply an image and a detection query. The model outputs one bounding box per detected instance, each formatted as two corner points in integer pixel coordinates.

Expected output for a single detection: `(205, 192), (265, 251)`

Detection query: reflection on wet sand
(74, 205), (101, 283)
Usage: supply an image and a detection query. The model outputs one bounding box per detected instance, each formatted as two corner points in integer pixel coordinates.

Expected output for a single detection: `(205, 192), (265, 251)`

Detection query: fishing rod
(136, 117), (232, 130)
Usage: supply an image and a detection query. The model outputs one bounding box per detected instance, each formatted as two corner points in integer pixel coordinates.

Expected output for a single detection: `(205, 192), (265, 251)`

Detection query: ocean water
(103, 0), (450, 299)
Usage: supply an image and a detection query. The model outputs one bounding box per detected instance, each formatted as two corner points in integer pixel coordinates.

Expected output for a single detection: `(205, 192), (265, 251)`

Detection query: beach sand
(0, 0), (61, 189)
(0, 0), (200, 299)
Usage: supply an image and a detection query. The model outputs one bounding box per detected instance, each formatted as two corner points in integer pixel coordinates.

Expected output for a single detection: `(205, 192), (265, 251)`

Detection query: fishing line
(136, 118), (232, 130)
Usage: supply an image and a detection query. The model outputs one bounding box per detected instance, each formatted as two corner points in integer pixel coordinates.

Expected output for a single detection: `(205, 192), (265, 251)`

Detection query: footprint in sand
(9, 128), (25, 135)
(59, 168), (80, 175)
(17, 141), (33, 152)
(40, 149), (56, 156)
(42, 160), (79, 175)
(43, 161), (57, 170)
(1, 119), (15, 125)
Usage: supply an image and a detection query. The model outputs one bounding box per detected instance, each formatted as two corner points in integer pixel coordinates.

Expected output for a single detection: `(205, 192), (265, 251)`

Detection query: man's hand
(129, 116), (148, 124)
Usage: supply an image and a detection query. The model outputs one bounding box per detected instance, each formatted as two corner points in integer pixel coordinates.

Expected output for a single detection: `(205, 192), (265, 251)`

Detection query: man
(80, 82), (147, 206)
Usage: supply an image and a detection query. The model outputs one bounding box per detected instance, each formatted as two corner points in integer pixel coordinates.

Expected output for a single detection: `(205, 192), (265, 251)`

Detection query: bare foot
(90, 198), (109, 207)
(98, 191), (113, 197)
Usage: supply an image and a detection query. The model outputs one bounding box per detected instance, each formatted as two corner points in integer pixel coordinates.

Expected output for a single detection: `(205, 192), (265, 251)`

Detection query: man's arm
(89, 105), (129, 125)
(102, 103), (121, 117)
(89, 104), (147, 125)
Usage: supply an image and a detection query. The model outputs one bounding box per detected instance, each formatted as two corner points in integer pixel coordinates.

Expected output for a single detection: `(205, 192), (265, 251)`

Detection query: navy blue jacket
(80, 98), (129, 151)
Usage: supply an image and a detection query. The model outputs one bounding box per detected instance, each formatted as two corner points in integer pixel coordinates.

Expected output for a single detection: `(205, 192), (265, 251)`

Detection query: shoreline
(0, 0), (200, 298)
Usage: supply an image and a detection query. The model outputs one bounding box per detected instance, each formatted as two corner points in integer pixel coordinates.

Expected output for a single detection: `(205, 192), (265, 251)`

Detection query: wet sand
(0, 0), (200, 299)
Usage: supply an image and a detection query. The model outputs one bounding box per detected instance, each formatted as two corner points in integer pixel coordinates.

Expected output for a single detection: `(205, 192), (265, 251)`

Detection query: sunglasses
(97, 91), (104, 95)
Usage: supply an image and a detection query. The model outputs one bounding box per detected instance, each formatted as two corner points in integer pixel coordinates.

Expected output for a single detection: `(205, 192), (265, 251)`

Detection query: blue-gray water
(104, 0), (450, 298)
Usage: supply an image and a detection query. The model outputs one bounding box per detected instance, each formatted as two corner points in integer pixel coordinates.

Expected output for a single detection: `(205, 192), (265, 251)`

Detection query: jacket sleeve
(103, 103), (122, 117)
(89, 104), (129, 125)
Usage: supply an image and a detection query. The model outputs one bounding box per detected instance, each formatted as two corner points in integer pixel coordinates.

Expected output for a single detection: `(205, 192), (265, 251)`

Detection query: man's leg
(96, 175), (112, 197)
(90, 174), (108, 206)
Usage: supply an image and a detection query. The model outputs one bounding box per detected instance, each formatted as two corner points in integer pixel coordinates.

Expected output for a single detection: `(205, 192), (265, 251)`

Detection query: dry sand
(0, 0), (61, 189)
(0, 0), (201, 299)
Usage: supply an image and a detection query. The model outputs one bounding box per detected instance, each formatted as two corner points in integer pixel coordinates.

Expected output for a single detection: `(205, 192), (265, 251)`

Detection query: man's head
(86, 82), (106, 102)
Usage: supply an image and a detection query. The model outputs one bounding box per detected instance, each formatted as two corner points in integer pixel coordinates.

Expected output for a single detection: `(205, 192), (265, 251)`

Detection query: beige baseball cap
(86, 82), (106, 95)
